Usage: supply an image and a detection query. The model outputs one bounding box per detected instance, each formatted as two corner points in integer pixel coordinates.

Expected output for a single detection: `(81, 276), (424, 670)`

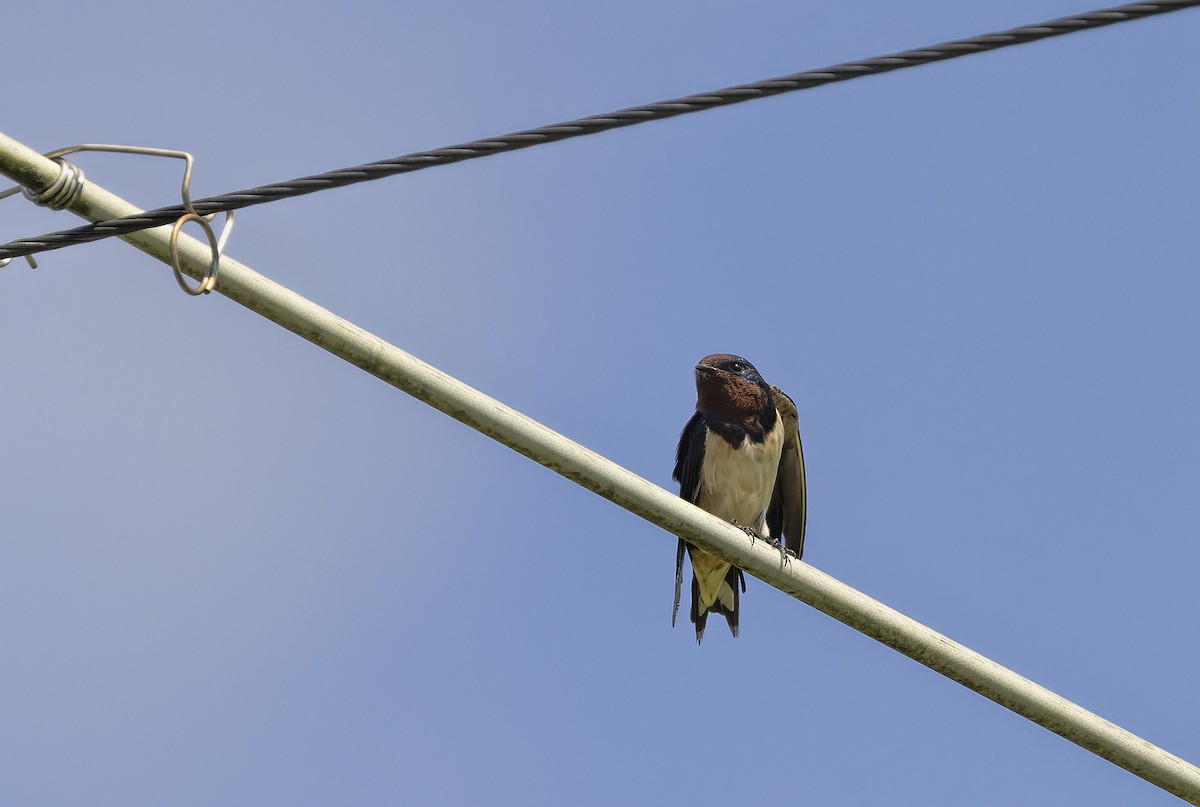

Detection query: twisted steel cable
(2, 0), (1197, 261)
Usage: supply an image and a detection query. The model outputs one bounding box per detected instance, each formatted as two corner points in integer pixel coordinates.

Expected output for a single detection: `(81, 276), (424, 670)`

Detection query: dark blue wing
(672, 411), (707, 502)
(672, 411), (707, 627)
(766, 386), (807, 559)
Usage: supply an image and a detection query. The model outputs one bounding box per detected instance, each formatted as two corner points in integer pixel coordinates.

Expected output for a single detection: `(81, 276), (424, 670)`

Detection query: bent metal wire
(0, 144), (233, 295)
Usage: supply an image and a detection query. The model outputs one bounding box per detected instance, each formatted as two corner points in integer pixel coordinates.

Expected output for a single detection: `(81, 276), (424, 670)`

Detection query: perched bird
(672, 354), (807, 642)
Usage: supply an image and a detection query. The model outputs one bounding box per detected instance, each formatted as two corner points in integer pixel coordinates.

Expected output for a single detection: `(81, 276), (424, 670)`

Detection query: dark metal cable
(2, 0), (1197, 261)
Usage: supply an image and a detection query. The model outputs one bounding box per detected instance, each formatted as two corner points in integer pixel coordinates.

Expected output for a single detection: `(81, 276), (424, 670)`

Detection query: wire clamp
(0, 144), (233, 294)
(0, 157), (89, 269)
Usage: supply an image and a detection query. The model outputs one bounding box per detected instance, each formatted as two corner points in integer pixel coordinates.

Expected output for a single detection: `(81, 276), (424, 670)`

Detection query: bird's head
(694, 354), (773, 421)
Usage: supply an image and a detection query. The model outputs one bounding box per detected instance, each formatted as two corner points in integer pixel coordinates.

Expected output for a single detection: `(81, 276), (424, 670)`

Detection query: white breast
(693, 416), (783, 537)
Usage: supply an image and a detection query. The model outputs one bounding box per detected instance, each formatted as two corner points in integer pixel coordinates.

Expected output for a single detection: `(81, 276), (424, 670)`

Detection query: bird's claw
(730, 520), (792, 568)
(760, 535), (791, 568)
(731, 519), (760, 545)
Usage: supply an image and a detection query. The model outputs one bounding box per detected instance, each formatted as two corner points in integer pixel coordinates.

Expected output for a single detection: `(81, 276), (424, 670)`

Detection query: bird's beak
(695, 363), (718, 376)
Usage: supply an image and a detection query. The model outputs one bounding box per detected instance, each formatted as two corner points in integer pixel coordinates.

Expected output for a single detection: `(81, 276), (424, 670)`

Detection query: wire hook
(0, 144), (233, 294)
(0, 253), (37, 270)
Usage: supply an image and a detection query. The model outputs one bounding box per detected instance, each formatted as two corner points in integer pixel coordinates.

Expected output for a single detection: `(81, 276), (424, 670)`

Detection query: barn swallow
(671, 354), (807, 643)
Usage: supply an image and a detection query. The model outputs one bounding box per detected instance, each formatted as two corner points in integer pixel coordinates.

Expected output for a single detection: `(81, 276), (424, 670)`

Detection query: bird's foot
(731, 519), (759, 545)
(730, 522), (791, 567)
(760, 534), (791, 568)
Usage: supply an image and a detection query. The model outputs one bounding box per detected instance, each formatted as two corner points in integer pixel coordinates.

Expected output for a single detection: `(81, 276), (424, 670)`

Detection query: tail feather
(672, 539), (686, 628)
(690, 564), (742, 643)
(691, 576), (708, 643)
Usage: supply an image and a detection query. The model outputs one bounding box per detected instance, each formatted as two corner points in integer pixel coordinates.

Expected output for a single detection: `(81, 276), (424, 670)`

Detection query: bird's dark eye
(730, 361), (745, 373)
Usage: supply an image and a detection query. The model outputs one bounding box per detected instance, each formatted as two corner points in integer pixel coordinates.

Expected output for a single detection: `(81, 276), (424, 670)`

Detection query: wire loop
(169, 212), (220, 295)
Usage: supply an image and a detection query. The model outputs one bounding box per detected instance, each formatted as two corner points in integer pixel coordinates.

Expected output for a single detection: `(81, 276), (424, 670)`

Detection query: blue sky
(3, 2), (1199, 805)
